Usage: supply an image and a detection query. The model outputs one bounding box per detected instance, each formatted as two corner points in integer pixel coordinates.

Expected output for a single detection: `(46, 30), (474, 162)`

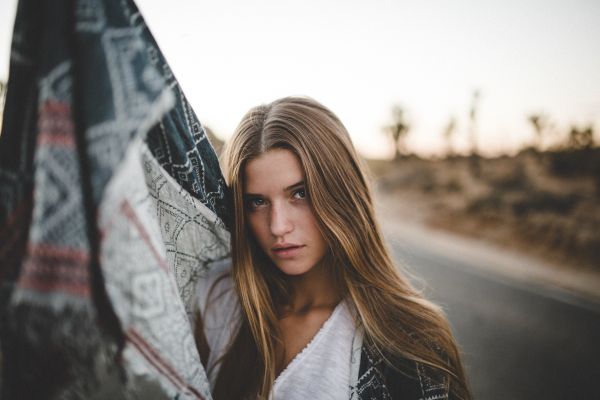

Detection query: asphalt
(385, 228), (600, 400)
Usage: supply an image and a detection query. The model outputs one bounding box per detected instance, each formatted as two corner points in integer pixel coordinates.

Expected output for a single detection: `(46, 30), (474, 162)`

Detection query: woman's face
(243, 148), (328, 276)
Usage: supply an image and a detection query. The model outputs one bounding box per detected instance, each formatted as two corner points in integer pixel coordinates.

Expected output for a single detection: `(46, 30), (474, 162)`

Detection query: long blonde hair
(216, 96), (470, 399)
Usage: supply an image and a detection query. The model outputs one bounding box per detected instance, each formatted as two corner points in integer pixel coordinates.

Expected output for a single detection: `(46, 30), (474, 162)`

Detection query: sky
(1, 0), (599, 158)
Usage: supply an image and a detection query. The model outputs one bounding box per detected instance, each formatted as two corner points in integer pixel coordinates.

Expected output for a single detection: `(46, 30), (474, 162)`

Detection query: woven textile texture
(0, 0), (229, 398)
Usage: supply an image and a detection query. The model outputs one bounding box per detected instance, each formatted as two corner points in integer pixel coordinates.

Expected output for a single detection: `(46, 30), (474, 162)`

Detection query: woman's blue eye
(293, 189), (307, 199)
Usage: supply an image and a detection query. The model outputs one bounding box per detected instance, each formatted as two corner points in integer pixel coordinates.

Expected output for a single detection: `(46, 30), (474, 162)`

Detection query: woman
(195, 97), (471, 399)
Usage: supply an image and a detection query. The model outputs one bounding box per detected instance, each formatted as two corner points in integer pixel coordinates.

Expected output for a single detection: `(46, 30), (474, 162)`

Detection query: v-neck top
(271, 299), (355, 399)
(195, 261), (359, 399)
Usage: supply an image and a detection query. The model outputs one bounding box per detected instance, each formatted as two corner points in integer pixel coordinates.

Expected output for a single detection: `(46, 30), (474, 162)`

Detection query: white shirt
(195, 262), (359, 399)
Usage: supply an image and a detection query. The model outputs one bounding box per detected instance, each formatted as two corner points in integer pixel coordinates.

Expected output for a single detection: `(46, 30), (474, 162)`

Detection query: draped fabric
(0, 0), (229, 398)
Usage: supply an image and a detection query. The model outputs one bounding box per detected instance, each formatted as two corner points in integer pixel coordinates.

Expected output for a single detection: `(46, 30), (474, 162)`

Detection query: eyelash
(245, 188), (307, 210)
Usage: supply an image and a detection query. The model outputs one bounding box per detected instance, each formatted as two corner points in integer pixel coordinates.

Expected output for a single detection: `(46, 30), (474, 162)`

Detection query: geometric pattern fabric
(0, 0), (228, 398)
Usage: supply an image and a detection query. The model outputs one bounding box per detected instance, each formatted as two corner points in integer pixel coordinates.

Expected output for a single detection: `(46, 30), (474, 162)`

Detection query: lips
(272, 244), (305, 258)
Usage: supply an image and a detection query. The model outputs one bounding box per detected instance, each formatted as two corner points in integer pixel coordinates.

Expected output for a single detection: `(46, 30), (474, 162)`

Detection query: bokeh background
(1, 1), (599, 399)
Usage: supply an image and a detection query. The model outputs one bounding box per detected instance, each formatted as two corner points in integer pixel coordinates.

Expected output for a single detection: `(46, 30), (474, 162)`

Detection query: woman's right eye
(246, 197), (265, 210)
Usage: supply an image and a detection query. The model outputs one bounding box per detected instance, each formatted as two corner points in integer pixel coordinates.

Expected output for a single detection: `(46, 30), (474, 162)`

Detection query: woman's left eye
(293, 188), (307, 199)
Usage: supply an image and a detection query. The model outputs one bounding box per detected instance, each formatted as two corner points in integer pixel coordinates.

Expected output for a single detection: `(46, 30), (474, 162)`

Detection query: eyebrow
(285, 180), (305, 191)
(244, 180), (305, 197)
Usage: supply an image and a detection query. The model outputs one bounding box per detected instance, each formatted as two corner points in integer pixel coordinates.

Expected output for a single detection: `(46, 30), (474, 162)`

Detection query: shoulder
(353, 341), (450, 400)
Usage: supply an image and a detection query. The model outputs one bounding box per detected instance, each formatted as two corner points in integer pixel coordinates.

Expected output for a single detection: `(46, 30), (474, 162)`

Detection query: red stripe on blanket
(126, 328), (205, 399)
(17, 244), (91, 297)
(26, 243), (90, 262)
(37, 133), (76, 147)
(39, 100), (71, 115)
(18, 278), (90, 297)
(37, 100), (75, 148)
(120, 200), (169, 272)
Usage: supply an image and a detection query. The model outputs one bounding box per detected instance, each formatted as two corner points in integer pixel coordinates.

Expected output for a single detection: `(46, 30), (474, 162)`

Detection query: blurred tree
(384, 105), (410, 161)
(567, 125), (595, 149)
(528, 113), (548, 149)
(467, 90), (482, 178)
(468, 89), (481, 155)
(442, 116), (457, 157)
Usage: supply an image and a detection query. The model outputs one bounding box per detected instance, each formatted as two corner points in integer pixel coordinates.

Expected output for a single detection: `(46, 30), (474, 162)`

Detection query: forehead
(244, 149), (304, 193)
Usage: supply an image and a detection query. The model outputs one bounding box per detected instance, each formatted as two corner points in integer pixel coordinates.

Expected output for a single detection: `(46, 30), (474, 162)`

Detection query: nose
(269, 201), (293, 237)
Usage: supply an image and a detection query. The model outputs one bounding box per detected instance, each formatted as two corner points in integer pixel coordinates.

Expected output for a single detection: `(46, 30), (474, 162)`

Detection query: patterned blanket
(0, 0), (229, 398)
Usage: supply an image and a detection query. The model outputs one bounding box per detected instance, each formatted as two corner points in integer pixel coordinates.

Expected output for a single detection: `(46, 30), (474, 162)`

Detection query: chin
(275, 262), (314, 276)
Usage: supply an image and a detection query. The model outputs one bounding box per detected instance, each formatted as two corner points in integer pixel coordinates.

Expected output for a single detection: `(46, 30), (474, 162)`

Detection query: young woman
(194, 97), (471, 399)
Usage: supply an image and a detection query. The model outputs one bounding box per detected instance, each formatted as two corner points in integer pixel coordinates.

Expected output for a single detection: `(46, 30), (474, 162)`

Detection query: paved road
(385, 229), (600, 400)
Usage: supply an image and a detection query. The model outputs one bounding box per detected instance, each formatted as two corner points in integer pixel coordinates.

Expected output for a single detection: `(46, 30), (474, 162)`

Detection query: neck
(283, 261), (342, 314)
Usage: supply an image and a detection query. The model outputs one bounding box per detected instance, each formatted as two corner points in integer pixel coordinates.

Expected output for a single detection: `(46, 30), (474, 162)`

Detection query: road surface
(385, 227), (600, 400)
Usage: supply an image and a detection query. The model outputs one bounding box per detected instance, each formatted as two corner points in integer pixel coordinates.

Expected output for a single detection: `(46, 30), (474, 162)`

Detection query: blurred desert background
(370, 142), (600, 297)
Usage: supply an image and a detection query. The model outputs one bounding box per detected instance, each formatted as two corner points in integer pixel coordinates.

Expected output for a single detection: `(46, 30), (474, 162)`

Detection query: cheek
(247, 213), (270, 246)
(301, 210), (327, 249)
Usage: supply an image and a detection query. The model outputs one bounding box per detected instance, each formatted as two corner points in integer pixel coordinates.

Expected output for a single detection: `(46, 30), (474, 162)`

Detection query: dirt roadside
(374, 189), (600, 306)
